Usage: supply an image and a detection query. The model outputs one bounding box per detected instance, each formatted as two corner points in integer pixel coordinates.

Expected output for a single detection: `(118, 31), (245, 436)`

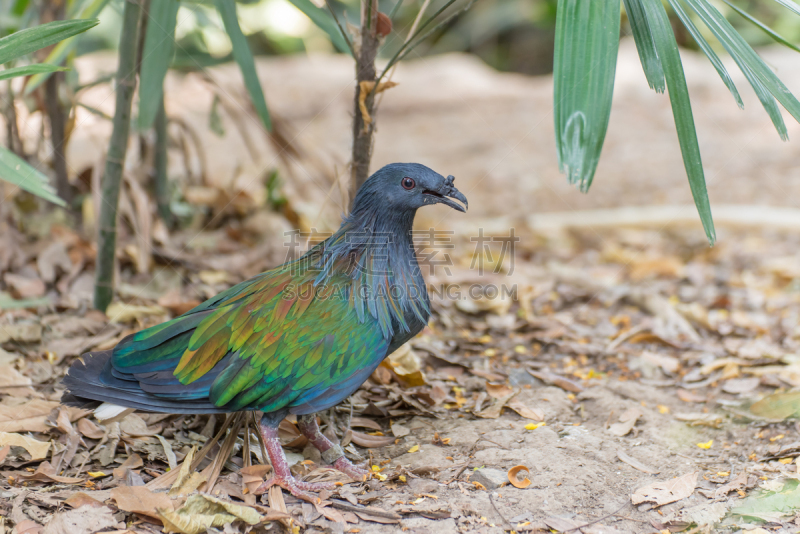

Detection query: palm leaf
(0, 18), (98, 65)
(0, 63), (65, 82)
(215, 0), (271, 131)
(25, 0), (110, 94)
(682, 0), (800, 129)
(640, 0), (715, 244)
(721, 0), (800, 53)
(286, 0), (352, 55)
(623, 0), (665, 92)
(668, 0), (743, 108)
(138, 0), (180, 130)
(553, 0), (620, 192)
(770, 0), (800, 17)
(0, 146), (65, 207)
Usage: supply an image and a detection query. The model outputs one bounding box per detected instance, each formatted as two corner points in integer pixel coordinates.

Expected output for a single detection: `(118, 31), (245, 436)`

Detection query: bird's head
(351, 163), (468, 217)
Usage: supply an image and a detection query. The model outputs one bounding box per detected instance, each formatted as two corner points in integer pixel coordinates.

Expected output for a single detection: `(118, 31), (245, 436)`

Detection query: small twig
(243, 414), (251, 469)
(202, 412), (245, 492)
(389, 0), (476, 69)
(329, 499), (401, 520)
(612, 514), (650, 524)
(444, 462), (470, 484)
(72, 449), (91, 478)
(389, 0), (405, 19)
(147, 413), (233, 490)
(324, 0), (355, 57)
(373, 0), (431, 113)
(374, 0), (473, 91)
(565, 502), (631, 532)
(488, 493), (512, 531)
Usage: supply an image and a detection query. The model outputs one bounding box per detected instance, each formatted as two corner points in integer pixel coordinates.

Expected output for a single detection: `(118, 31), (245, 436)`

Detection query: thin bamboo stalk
(153, 97), (172, 227)
(93, 0), (143, 312)
(146, 413), (232, 490)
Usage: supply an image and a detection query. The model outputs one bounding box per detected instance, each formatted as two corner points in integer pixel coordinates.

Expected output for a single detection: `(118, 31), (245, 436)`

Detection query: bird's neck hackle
(311, 203), (429, 339)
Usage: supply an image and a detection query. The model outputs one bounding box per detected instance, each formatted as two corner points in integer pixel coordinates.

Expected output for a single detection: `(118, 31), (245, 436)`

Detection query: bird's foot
(256, 475), (335, 504)
(332, 456), (371, 481)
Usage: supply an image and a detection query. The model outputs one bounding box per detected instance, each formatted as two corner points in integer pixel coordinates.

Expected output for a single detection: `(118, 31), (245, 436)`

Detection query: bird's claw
(255, 475), (335, 504)
(332, 456), (371, 481)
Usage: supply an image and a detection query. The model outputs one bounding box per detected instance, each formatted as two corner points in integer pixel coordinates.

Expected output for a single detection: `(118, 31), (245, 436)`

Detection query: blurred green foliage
(12, 0), (795, 77)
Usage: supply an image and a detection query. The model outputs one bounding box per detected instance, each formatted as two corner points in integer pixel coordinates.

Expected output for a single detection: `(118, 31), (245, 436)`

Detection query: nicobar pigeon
(62, 163), (468, 501)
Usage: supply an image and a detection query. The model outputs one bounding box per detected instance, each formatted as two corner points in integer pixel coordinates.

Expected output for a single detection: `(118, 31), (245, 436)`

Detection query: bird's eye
(401, 177), (416, 190)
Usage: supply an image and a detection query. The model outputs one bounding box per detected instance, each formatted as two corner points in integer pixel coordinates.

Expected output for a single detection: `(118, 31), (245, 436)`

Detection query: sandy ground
(2, 40), (800, 534)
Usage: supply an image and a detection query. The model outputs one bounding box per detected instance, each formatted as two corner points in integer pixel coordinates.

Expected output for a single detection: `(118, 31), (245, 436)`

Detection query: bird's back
(63, 232), (429, 416)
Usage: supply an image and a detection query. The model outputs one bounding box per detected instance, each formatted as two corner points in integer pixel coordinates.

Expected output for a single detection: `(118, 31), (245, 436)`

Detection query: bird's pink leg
(297, 414), (370, 481)
(255, 415), (334, 503)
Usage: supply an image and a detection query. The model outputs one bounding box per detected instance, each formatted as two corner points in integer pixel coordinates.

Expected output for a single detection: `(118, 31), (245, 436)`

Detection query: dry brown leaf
(508, 465), (531, 489)
(111, 484), (174, 520)
(722, 377), (759, 394)
(112, 453), (144, 480)
(677, 389), (706, 403)
(608, 407), (644, 437)
(0, 399), (57, 432)
(119, 413), (162, 437)
(277, 418), (307, 448)
(240, 464), (271, 495)
(350, 430), (395, 448)
(350, 417), (382, 431)
(37, 241), (72, 283)
(674, 412), (723, 427)
(0, 399), (86, 433)
(640, 351), (680, 374)
(474, 391), (516, 419)
(18, 461), (84, 484)
(317, 502), (346, 523)
(384, 344), (426, 387)
(390, 421), (411, 438)
(105, 302), (167, 323)
(527, 370), (583, 393)
(63, 492), (107, 509)
(357, 80), (398, 129)
(0, 364), (38, 397)
(169, 447), (207, 496)
(42, 506), (118, 534)
(0, 321), (42, 343)
(4, 272), (45, 298)
(0, 432), (50, 460)
(629, 256), (683, 280)
(507, 400), (545, 421)
(157, 289), (201, 316)
(714, 472), (748, 499)
(617, 451), (659, 474)
(76, 418), (105, 440)
(158, 493), (263, 534)
(631, 471), (697, 506)
(486, 382), (514, 399)
(15, 520), (43, 534)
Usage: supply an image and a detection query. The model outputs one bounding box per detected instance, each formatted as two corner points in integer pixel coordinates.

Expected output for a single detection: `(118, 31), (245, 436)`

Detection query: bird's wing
(109, 255), (389, 413)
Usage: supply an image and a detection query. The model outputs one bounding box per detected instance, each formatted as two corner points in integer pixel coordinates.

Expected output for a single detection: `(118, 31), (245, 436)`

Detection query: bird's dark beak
(424, 175), (468, 212)
(439, 188), (468, 212)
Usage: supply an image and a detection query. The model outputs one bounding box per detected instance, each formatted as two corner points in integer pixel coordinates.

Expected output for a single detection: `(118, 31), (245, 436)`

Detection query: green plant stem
(376, 0), (458, 81)
(154, 97), (172, 228)
(349, 0), (380, 205)
(323, 0), (355, 57)
(94, 0), (143, 312)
